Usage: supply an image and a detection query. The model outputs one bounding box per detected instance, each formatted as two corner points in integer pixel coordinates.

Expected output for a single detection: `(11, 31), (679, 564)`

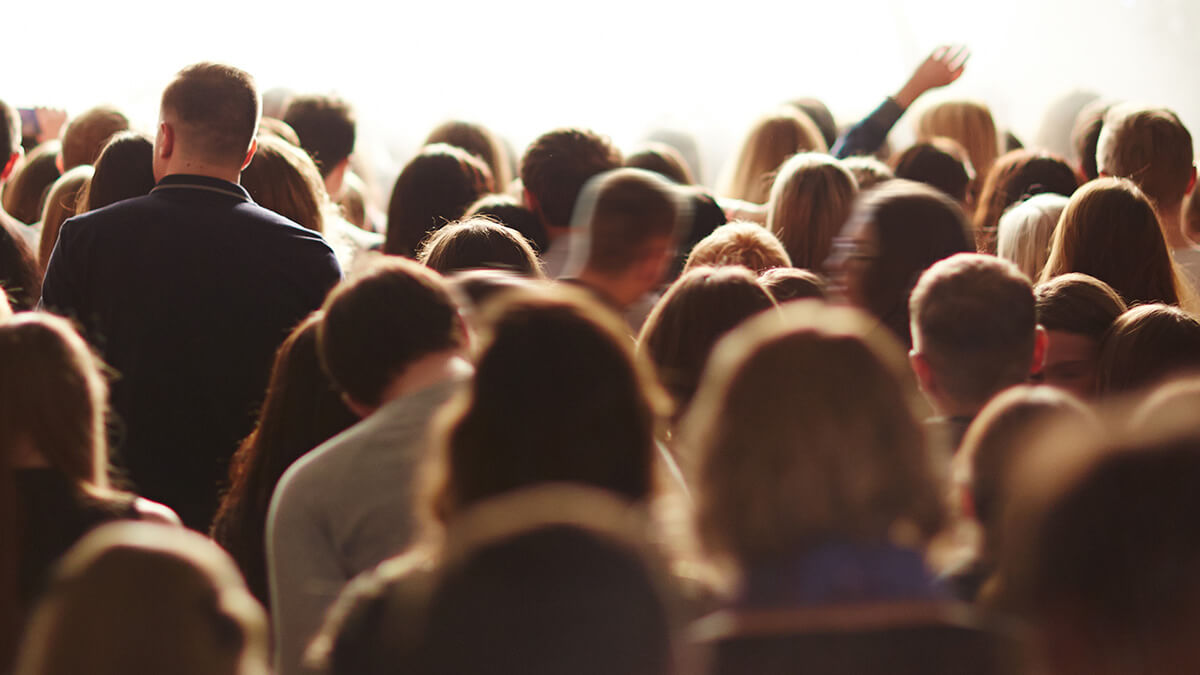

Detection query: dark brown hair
(465, 194), (548, 253)
(2, 140), (61, 225)
(574, 168), (681, 275)
(1097, 303), (1200, 395)
(282, 95), (355, 178)
(80, 132), (155, 213)
(973, 150), (1080, 254)
(519, 128), (622, 229)
(161, 63), (259, 167)
(1034, 273), (1127, 338)
(417, 217), (542, 278)
(891, 138), (974, 204)
(384, 144), (493, 258)
(424, 120), (512, 189)
(240, 134), (328, 233)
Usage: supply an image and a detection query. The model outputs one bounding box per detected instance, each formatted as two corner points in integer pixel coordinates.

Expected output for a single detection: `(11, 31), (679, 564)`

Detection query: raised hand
(895, 45), (970, 108)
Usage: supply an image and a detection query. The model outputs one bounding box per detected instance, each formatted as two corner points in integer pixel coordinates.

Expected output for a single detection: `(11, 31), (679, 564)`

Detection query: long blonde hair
(719, 109), (827, 204)
(916, 101), (999, 209)
(766, 153), (858, 270)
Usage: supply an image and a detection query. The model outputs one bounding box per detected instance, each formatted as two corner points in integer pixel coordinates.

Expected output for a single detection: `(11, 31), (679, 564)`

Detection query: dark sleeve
(38, 217), (82, 317)
(831, 98), (905, 159)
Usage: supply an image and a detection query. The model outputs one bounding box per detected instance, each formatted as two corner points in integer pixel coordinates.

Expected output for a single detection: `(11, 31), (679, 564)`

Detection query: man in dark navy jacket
(41, 63), (342, 529)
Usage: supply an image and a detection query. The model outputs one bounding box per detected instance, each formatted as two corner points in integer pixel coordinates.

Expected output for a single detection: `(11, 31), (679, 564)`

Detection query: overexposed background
(9, 0), (1199, 188)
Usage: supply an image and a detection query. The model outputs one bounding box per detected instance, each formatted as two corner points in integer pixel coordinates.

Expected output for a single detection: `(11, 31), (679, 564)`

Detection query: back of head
(891, 138), (974, 204)
(720, 109), (828, 204)
(996, 193), (1069, 281)
(1041, 177), (1180, 307)
(683, 221), (791, 275)
(1096, 103), (1193, 212)
(432, 286), (665, 518)
(915, 101), (999, 190)
(465, 193), (548, 253)
(840, 155), (893, 191)
(682, 302), (942, 565)
(835, 179), (973, 345)
(15, 522), (268, 675)
(519, 128), (622, 230)
(974, 150), (1080, 254)
(758, 267), (827, 303)
(60, 105), (129, 171)
(789, 97), (839, 149)
(625, 142), (695, 185)
(570, 168), (683, 277)
(638, 266), (777, 418)
(1097, 303), (1200, 396)
(38, 166), (92, 272)
(281, 95), (355, 178)
(81, 131), (155, 213)
(418, 217), (542, 277)
(424, 120), (511, 189)
(1034, 273), (1127, 339)
(256, 117), (300, 146)
(318, 258), (465, 408)
(998, 423), (1200, 674)
(417, 523), (674, 675)
(766, 152), (858, 269)
(0, 99), (17, 164)
(0, 217), (39, 311)
(910, 253), (1037, 412)
(3, 140), (61, 225)
(385, 143), (493, 258)
(160, 63), (260, 169)
(240, 134), (328, 233)
(1071, 100), (1112, 181)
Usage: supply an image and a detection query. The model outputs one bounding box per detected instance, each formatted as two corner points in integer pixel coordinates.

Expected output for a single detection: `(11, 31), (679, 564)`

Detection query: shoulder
(269, 423), (364, 517)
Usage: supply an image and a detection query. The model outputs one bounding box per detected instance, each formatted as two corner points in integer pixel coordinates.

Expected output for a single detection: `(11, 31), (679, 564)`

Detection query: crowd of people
(4, 46), (1200, 675)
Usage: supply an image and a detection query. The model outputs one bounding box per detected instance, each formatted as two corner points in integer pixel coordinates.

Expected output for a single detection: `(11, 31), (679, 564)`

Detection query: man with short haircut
(59, 104), (130, 171)
(909, 253), (1046, 451)
(282, 95), (356, 199)
(520, 128), (622, 277)
(267, 258), (471, 675)
(1097, 104), (1200, 289)
(41, 63), (342, 529)
(560, 168), (685, 326)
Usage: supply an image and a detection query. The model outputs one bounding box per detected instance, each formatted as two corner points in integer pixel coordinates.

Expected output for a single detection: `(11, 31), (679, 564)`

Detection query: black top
(40, 175), (342, 529)
(17, 468), (140, 612)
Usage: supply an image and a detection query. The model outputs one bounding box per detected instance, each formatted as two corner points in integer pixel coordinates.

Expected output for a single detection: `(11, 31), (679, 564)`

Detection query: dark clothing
(40, 175), (342, 529)
(17, 468), (140, 612)
(832, 98), (905, 159)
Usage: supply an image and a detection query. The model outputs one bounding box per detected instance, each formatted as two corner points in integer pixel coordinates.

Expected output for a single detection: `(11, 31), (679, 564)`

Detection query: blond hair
(719, 109), (827, 204)
(37, 165), (92, 273)
(915, 101), (999, 205)
(766, 152), (858, 269)
(683, 221), (791, 275)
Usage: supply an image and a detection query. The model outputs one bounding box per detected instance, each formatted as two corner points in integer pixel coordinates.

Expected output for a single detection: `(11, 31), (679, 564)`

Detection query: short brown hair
(61, 105), (130, 171)
(1097, 104), (1194, 210)
(519, 128), (622, 229)
(683, 221), (791, 275)
(283, 95), (356, 177)
(1097, 303), (1200, 395)
(573, 168), (682, 275)
(1034, 273), (1127, 339)
(318, 258), (464, 407)
(910, 253), (1037, 410)
(417, 217), (542, 278)
(160, 63), (259, 167)
(891, 137), (974, 204)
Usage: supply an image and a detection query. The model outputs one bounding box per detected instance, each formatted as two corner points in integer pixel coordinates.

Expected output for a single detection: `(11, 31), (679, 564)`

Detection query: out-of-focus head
(256, 117), (300, 146)
(418, 217), (542, 278)
(15, 522), (268, 675)
(60, 105), (130, 172)
(766, 152), (858, 270)
(3, 140), (61, 224)
(428, 285), (666, 521)
(519, 128), (622, 230)
(1041, 177), (1180, 308)
(0, 218), (38, 312)
(318, 258), (466, 409)
(281, 95), (355, 179)
(0, 313), (108, 487)
(568, 168), (684, 281)
(683, 221), (791, 275)
(1034, 273), (1127, 398)
(915, 100), (999, 203)
(38, 165), (93, 272)
(828, 179), (972, 346)
(973, 150), (1080, 254)
(625, 142), (695, 186)
(840, 155), (893, 191)
(638, 266), (776, 419)
(80, 131), (155, 213)
(0, 99), (19, 183)
(240, 134), (328, 233)
(385, 144), (493, 258)
(1070, 99), (1112, 181)
(909, 253), (1039, 415)
(758, 267), (827, 303)
(996, 193), (1070, 281)
(1096, 103), (1194, 212)
(1035, 90), (1101, 164)
(465, 193), (549, 254)
(719, 108), (828, 204)
(682, 302), (942, 568)
(158, 63), (260, 175)
(788, 97), (839, 149)
(891, 137), (974, 206)
(1097, 303), (1200, 396)
(425, 120), (512, 189)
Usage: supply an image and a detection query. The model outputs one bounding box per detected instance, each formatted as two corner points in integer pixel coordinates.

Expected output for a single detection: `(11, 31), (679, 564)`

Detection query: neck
(159, 157), (242, 184)
(377, 350), (472, 406)
(575, 268), (643, 309)
(1160, 208), (1193, 250)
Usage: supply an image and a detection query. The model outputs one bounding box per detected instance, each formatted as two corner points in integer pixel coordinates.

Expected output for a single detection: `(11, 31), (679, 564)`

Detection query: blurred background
(9, 0), (1197, 186)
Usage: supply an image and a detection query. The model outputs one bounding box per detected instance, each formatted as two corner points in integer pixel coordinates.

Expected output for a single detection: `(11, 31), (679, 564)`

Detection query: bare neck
(376, 350), (472, 406)
(159, 155), (243, 185)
